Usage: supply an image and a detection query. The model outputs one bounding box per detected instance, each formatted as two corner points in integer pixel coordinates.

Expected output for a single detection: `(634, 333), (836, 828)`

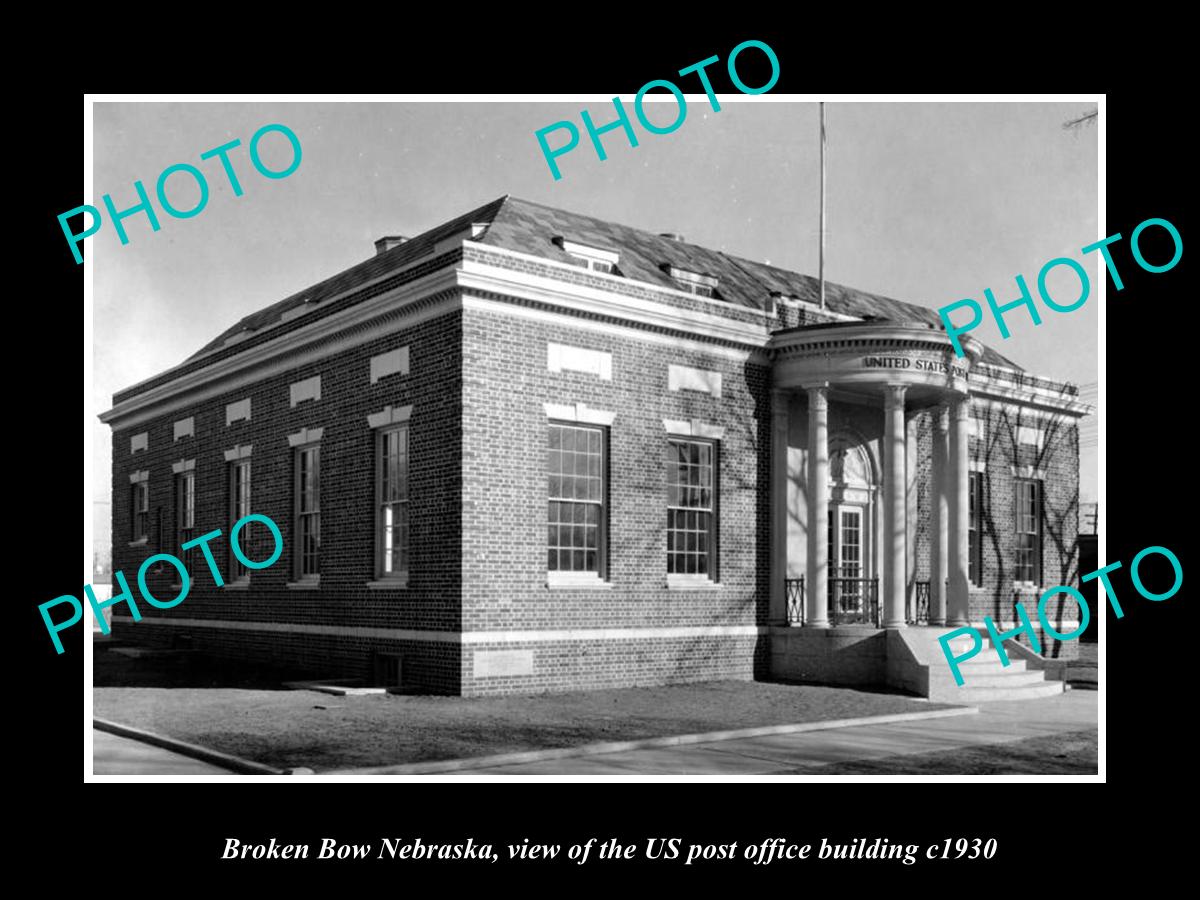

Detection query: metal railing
(909, 581), (931, 625)
(829, 575), (879, 626)
(783, 574), (881, 626)
(786, 576), (806, 624)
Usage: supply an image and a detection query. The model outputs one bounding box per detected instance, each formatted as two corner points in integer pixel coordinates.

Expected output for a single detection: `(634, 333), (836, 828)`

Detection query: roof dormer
(663, 264), (718, 298)
(553, 237), (620, 275)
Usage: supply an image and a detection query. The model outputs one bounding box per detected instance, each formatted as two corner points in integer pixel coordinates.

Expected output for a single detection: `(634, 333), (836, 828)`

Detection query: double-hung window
(547, 423), (606, 577)
(968, 471), (983, 586)
(1014, 478), (1041, 584)
(376, 425), (410, 581)
(229, 459), (252, 582)
(175, 471), (195, 576)
(295, 445), (321, 581)
(667, 438), (718, 579)
(131, 479), (149, 543)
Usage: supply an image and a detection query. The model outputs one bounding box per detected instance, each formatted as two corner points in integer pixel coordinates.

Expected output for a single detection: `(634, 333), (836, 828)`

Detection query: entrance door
(829, 506), (865, 622)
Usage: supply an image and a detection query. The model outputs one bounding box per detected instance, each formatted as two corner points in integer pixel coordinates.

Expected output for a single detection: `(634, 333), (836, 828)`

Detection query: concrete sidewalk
(93, 729), (235, 775)
(449, 691), (1098, 775)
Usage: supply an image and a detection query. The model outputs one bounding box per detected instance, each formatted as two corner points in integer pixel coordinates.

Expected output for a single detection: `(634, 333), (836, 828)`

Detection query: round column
(930, 406), (949, 626)
(805, 385), (829, 628)
(947, 397), (971, 626)
(882, 384), (908, 629)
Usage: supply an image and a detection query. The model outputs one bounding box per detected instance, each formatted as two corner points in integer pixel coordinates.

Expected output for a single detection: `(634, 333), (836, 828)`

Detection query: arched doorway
(828, 438), (877, 624)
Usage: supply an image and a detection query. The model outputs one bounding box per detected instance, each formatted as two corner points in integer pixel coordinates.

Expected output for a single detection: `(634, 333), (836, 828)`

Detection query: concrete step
(893, 628), (1062, 702)
(951, 658), (1027, 674)
(944, 637), (999, 654)
(929, 670), (1047, 689)
(943, 640), (1029, 663)
(929, 680), (1064, 703)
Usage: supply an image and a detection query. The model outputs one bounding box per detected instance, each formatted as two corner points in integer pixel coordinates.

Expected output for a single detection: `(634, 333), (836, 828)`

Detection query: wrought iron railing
(828, 575), (879, 626)
(909, 581), (931, 625)
(786, 574), (924, 627)
(786, 576), (806, 624)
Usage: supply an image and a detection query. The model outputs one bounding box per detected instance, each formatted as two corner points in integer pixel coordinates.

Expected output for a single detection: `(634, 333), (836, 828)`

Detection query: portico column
(882, 384), (908, 629)
(769, 390), (789, 624)
(805, 385), (830, 628)
(929, 407), (949, 626)
(947, 397), (971, 626)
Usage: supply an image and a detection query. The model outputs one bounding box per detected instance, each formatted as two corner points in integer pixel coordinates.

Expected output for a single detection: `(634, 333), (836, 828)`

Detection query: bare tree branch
(1063, 110), (1098, 130)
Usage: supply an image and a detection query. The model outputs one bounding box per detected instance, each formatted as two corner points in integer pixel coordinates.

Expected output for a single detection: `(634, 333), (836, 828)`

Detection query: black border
(28, 26), (1187, 889)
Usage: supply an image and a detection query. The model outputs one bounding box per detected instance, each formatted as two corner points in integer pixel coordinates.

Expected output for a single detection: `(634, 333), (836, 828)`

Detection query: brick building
(100, 196), (1090, 698)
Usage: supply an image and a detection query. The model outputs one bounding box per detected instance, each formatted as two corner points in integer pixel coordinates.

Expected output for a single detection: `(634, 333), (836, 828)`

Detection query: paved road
(456, 691), (1098, 775)
(93, 729), (234, 775)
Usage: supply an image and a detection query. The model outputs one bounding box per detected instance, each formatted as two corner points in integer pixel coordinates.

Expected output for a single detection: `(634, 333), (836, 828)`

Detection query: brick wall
(970, 403), (1081, 659)
(910, 401), (1081, 659)
(110, 310), (466, 693)
(459, 301), (772, 696)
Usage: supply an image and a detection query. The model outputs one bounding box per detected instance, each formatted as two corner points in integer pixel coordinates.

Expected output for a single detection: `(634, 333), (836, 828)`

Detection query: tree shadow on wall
(978, 403), (1081, 658)
(652, 367), (774, 682)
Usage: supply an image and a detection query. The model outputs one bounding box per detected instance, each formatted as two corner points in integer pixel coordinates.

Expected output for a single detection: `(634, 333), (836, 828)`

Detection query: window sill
(287, 579), (321, 590)
(1011, 581), (1041, 592)
(368, 576), (409, 590)
(127, 538), (149, 548)
(224, 580), (250, 591)
(546, 573), (611, 590)
(667, 575), (721, 591)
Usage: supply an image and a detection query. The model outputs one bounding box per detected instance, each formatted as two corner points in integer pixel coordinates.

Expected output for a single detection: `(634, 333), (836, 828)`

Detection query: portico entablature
(769, 322), (984, 402)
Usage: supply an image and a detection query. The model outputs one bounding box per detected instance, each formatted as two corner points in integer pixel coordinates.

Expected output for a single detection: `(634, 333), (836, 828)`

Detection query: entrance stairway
(890, 628), (1065, 703)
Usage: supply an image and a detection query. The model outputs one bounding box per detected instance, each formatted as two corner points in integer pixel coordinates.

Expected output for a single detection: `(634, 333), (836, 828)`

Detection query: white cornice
(121, 247), (463, 394)
(770, 322), (986, 362)
(99, 268), (460, 429)
(461, 295), (766, 364)
(970, 379), (1090, 417)
(960, 362), (1086, 415)
(467, 242), (776, 320)
(98, 237), (1085, 432)
(458, 262), (771, 349)
(101, 249), (775, 430)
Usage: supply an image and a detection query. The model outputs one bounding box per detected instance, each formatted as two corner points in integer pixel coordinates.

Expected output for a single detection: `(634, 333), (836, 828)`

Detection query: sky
(91, 99), (1099, 559)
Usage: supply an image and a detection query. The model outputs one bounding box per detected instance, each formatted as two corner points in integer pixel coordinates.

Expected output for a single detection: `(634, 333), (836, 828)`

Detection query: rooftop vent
(659, 232), (685, 242)
(374, 235), (409, 255)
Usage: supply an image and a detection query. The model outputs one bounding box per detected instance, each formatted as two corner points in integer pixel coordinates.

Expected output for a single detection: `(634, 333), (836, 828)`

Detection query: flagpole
(819, 101), (826, 311)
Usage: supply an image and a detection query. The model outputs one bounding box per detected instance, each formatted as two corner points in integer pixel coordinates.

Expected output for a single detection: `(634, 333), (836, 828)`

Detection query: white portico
(768, 321), (985, 633)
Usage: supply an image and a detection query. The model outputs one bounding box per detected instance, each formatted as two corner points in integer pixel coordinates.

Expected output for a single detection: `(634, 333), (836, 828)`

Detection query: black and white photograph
(19, 12), (1198, 883)
(82, 96), (1105, 782)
